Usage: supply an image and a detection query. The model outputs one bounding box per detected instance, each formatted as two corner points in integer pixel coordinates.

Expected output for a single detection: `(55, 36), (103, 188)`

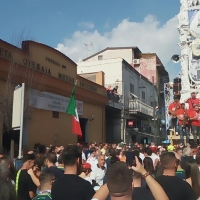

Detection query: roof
(83, 47), (141, 61)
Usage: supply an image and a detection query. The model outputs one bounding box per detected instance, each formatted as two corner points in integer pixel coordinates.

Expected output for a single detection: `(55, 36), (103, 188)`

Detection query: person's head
(143, 157), (154, 175)
(22, 153), (36, 169)
(45, 152), (57, 166)
(98, 155), (105, 167)
(174, 96), (179, 102)
(112, 143), (117, 149)
(183, 146), (193, 156)
(62, 145), (82, 172)
(181, 103), (185, 109)
(115, 86), (118, 89)
(38, 145), (46, 154)
(194, 105), (199, 111)
(39, 172), (55, 191)
(160, 152), (177, 172)
(32, 160), (42, 178)
(143, 148), (152, 157)
(81, 163), (92, 175)
(89, 147), (97, 157)
(0, 157), (10, 168)
(0, 164), (11, 181)
(58, 155), (63, 165)
(103, 143), (108, 150)
(106, 162), (133, 198)
(191, 92), (196, 99)
(185, 160), (200, 199)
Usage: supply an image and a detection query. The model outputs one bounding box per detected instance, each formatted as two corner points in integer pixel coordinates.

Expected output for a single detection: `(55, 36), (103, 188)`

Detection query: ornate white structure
(178, 0), (200, 102)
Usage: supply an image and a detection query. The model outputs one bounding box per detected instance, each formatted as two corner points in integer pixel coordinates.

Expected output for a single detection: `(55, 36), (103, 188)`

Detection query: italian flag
(66, 84), (82, 136)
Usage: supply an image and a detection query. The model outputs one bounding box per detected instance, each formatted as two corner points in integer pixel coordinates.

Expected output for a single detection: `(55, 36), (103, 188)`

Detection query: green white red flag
(66, 83), (82, 136)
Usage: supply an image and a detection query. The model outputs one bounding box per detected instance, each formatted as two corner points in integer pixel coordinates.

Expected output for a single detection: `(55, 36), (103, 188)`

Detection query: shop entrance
(78, 118), (88, 144)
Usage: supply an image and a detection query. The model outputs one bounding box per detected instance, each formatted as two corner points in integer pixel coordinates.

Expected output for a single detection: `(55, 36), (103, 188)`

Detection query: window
(142, 91), (145, 100)
(130, 83), (134, 94)
(52, 111), (59, 118)
(98, 55), (103, 60)
(62, 65), (66, 69)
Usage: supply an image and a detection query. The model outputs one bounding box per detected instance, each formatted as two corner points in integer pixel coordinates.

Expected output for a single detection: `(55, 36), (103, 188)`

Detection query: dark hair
(39, 145), (46, 154)
(185, 160), (200, 199)
(89, 147), (96, 154)
(39, 172), (55, 187)
(132, 170), (142, 179)
(144, 148), (152, 156)
(58, 155), (63, 164)
(34, 159), (42, 171)
(46, 152), (57, 164)
(106, 162), (132, 196)
(22, 153), (36, 164)
(62, 145), (82, 166)
(154, 162), (164, 178)
(0, 157), (10, 167)
(143, 157), (154, 175)
(160, 152), (176, 169)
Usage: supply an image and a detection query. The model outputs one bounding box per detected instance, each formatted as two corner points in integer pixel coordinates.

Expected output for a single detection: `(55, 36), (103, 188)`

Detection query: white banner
(12, 87), (22, 128)
(29, 89), (83, 115)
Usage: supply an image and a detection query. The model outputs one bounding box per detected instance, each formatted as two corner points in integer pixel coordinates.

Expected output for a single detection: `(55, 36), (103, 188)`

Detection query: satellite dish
(171, 54), (180, 63)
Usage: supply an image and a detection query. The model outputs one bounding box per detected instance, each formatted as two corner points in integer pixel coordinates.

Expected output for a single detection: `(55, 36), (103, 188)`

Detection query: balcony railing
(129, 99), (154, 117)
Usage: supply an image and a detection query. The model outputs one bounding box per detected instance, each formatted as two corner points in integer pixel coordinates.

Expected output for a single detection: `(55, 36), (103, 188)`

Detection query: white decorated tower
(177, 0), (200, 102)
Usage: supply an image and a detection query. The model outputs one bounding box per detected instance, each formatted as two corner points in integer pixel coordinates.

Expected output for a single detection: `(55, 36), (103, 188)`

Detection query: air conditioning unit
(133, 59), (140, 65)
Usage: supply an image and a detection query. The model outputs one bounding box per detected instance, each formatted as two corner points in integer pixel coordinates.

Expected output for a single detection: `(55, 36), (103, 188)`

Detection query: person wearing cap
(79, 163), (92, 184)
(185, 92), (200, 111)
(176, 103), (190, 145)
(168, 96), (181, 134)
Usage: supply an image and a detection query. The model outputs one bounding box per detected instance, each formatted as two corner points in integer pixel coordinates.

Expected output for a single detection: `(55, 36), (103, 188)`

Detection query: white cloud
(56, 15), (180, 77)
(78, 22), (94, 29)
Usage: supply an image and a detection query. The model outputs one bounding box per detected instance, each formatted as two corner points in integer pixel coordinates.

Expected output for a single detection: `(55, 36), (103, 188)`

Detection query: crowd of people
(0, 141), (200, 200)
(168, 92), (200, 146)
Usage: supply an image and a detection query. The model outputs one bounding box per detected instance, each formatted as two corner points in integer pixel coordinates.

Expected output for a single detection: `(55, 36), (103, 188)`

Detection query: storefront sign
(0, 45), (98, 93)
(29, 89), (83, 115)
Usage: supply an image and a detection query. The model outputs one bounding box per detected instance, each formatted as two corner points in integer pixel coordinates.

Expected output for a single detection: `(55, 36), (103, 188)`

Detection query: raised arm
(132, 156), (169, 200)
(28, 168), (40, 187)
(92, 184), (109, 200)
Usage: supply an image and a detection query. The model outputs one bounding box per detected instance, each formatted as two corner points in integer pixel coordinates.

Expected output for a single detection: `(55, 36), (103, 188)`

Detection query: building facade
(0, 39), (108, 152)
(78, 47), (168, 144)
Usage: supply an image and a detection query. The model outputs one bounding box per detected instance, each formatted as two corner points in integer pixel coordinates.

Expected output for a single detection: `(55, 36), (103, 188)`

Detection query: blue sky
(0, 0), (181, 80)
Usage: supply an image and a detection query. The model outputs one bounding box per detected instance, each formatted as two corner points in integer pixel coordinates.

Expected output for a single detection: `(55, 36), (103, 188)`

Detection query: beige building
(0, 39), (108, 152)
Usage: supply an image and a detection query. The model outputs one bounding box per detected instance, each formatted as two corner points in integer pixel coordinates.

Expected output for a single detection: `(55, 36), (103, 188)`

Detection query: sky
(0, 0), (181, 80)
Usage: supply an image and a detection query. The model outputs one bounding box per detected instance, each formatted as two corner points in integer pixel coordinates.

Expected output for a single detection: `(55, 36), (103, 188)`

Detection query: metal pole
(163, 82), (168, 140)
(18, 83), (25, 158)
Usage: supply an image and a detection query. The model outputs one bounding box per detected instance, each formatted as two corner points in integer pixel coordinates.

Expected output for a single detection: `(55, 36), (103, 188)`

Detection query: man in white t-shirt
(90, 155), (106, 187)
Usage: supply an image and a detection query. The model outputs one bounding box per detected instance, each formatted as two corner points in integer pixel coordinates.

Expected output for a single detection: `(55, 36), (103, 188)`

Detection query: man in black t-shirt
(132, 170), (154, 200)
(51, 145), (95, 200)
(43, 152), (63, 180)
(16, 153), (37, 200)
(155, 152), (196, 200)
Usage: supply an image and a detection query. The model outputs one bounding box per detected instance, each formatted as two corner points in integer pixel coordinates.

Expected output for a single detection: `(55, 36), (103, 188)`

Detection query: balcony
(106, 91), (122, 110)
(129, 99), (154, 117)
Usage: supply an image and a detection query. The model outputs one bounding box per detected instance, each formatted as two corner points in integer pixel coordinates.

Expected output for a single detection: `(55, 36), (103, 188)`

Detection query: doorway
(78, 118), (88, 144)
